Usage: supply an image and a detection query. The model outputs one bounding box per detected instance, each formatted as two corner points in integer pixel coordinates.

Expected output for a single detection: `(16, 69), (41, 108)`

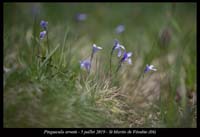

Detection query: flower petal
(93, 44), (97, 48)
(117, 49), (122, 57)
(149, 65), (154, 69)
(119, 45), (125, 50)
(151, 68), (157, 71)
(97, 46), (103, 50)
(40, 20), (48, 30)
(40, 31), (46, 39)
(80, 60), (91, 71)
(128, 58), (132, 64)
(114, 39), (119, 46)
(127, 52), (132, 57)
(93, 44), (102, 50)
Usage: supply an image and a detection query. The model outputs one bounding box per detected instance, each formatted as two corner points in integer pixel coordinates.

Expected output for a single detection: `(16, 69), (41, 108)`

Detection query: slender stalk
(131, 70), (145, 100)
(95, 56), (98, 78)
(32, 15), (37, 64)
(87, 68), (90, 75)
(89, 49), (94, 74)
(90, 52), (94, 64)
(38, 39), (40, 57)
(109, 49), (114, 78)
(46, 28), (52, 70)
(46, 29), (50, 54)
(38, 40), (42, 67)
(115, 61), (122, 73)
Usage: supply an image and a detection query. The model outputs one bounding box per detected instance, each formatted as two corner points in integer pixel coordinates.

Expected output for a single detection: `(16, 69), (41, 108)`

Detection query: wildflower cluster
(37, 20), (157, 78)
(79, 38), (157, 77)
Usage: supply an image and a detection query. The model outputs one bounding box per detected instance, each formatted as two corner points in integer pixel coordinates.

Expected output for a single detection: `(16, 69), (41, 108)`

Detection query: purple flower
(121, 52), (132, 64)
(40, 20), (48, 30)
(76, 13), (87, 21)
(113, 39), (125, 57)
(92, 44), (103, 54)
(80, 60), (91, 73)
(40, 31), (46, 40)
(115, 24), (125, 34)
(90, 44), (103, 65)
(144, 64), (157, 73)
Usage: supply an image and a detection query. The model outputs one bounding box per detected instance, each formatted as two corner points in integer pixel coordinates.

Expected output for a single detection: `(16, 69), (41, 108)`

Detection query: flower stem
(32, 15), (37, 64)
(38, 40), (42, 67)
(47, 30), (50, 54)
(109, 49), (114, 78)
(116, 61), (122, 73)
(89, 50), (94, 73)
(90, 52), (94, 63)
(46, 29), (52, 69)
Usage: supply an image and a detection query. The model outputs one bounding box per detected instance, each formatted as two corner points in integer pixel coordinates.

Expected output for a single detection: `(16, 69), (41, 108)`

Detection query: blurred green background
(3, 3), (196, 128)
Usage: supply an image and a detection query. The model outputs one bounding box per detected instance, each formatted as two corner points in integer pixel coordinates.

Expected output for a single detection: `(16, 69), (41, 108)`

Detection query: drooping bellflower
(116, 51), (132, 73)
(80, 60), (91, 73)
(112, 39), (125, 57)
(40, 31), (47, 40)
(92, 44), (103, 54)
(144, 64), (157, 73)
(40, 20), (48, 30)
(121, 52), (132, 64)
(91, 44), (103, 62)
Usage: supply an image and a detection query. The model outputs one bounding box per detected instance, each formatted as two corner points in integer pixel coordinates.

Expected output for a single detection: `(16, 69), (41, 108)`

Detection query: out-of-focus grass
(3, 3), (196, 128)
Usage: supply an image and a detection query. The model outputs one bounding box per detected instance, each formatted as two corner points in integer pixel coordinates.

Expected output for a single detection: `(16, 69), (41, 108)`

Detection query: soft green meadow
(3, 3), (196, 128)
